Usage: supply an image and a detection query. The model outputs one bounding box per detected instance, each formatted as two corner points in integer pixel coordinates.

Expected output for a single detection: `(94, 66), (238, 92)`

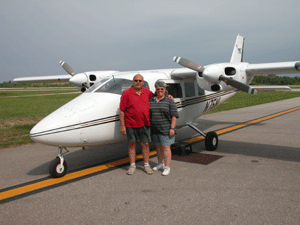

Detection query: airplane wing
(251, 86), (291, 91)
(13, 75), (71, 82)
(246, 61), (300, 76)
(170, 68), (198, 79)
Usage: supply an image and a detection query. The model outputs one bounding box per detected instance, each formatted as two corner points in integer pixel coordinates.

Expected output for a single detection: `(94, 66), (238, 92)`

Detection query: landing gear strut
(49, 147), (68, 178)
(188, 123), (218, 151)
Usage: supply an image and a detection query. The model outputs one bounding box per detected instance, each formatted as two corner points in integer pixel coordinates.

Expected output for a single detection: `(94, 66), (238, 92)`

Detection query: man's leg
(127, 142), (136, 175)
(141, 142), (153, 175)
(128, 142), (136, 164)
(141, 142), (150, 163)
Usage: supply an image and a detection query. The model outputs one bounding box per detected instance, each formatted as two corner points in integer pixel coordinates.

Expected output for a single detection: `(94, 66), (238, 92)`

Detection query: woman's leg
(162, 145), (171, 167)
(155, 143), (164, 164)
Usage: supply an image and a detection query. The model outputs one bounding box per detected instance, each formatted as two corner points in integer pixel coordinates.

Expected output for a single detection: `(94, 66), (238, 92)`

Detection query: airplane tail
(230, 34), (244, 63)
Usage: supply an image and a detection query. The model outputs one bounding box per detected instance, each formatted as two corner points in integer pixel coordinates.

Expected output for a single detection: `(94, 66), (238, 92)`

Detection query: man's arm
(119, 110), (126, 136)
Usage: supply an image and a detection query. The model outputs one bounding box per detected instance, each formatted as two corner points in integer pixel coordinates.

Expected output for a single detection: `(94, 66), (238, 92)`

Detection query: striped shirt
(149, 96), (179, 136)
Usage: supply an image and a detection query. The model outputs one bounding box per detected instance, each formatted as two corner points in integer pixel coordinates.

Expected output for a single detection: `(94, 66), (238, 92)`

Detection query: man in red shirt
(120, 74), (154, 175)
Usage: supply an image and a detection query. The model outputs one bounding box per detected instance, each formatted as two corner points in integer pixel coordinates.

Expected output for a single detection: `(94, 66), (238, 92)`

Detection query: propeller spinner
(59, 60), (88, 92)
(173, 56), (257, 95)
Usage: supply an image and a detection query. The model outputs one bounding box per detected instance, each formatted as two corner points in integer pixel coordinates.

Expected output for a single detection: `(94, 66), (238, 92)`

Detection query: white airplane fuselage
(30, 69), (236, 147)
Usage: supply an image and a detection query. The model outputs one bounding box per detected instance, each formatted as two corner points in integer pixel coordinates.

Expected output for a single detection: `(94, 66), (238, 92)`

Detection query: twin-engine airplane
(14, 34), (300, 178)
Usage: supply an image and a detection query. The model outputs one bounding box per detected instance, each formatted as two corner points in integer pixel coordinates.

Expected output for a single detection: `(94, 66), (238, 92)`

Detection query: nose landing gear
(49, 147), (68, 178)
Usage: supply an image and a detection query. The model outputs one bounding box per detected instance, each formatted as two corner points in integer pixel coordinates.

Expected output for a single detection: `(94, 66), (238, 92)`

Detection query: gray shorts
(126, 126), (151, 143)
(151, 133), (175, 146)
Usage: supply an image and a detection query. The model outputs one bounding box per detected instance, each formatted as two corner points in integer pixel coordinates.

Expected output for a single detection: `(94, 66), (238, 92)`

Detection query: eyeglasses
(134, 80), (143, 83)
(156, 88), (165, 91)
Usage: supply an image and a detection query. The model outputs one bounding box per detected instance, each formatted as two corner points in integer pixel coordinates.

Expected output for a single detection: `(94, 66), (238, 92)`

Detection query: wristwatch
(170, 127), (175, 130)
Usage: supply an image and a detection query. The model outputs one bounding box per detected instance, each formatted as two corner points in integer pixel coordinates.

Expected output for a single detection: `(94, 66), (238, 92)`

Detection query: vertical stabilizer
(230, 34), (244, 63)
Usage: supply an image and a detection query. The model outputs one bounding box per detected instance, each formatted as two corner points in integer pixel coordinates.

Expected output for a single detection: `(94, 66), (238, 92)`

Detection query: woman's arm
(169, 116), (177, 137)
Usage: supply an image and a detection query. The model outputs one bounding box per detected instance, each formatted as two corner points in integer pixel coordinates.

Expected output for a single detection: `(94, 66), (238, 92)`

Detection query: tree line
(0, 80), (73, 88)
(250, 76), (300, 85)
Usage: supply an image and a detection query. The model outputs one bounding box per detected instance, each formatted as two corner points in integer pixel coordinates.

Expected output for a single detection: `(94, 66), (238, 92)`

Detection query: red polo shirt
(120, 86), (154, 128)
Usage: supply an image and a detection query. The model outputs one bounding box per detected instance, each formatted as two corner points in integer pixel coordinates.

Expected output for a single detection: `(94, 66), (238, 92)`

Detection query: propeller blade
(59, 60), (76, 76)
(173, 56), (204, 73)
(219, 75), (257, 95)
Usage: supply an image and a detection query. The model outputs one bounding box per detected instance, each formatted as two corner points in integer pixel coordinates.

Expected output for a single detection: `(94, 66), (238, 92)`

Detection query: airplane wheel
(205, 131), (218, 151)
(171, 144), (184, 155)
(49, 157), (68, 178)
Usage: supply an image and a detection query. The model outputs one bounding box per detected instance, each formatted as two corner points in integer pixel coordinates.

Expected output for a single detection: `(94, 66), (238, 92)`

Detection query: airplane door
(161, 80), (185, 127)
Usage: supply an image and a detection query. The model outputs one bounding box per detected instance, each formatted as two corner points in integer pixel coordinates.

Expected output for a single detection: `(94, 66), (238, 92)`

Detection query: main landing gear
(171, 123), (218, 156)
(188, 123), (218, 151)
(49, 147), (69, 178)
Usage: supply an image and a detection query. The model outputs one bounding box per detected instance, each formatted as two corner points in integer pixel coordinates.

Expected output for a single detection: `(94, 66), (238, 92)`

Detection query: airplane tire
(205, 131), (218, 151)
(49, 157), (68, 178)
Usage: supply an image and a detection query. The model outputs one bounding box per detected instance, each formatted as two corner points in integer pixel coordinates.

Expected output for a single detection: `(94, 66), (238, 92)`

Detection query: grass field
(0, 88), (80, 148)
(1, 88), (300, 149)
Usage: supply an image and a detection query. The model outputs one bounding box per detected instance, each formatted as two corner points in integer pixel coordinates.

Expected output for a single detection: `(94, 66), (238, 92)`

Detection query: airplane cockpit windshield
(86, 79), (109, 93)
(87, 78), (150, 95)
(94, 78), (132, 95)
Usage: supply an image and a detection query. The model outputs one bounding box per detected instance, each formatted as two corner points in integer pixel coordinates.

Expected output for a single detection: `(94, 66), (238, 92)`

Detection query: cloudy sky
(1, 0), (300, 83)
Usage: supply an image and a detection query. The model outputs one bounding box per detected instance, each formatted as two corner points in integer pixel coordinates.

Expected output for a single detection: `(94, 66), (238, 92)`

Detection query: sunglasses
(134, 79), (143, 83)
(156, 88), (165, 91)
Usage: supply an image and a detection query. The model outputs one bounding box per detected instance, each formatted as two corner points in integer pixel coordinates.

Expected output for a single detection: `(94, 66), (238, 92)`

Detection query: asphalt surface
(1, 97), (300, 225)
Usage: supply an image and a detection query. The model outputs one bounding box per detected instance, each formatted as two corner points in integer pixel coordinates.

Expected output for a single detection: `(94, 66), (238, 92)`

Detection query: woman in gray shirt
(149, 80), (179, 176)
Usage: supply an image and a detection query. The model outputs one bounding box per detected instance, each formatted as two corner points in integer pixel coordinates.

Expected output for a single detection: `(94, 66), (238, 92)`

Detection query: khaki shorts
(126, 126), (151, 143)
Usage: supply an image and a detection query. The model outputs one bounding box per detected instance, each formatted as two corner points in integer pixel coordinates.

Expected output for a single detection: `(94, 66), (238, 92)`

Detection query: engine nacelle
(196, 63), (246, 92)
(196, 76), (224, 92)
(70, 71), (119, 92)
(196, 64), (223, 92)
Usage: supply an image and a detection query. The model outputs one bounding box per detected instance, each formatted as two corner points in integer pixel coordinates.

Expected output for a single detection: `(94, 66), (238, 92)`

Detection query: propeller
(173, 56), (204, 73)
(219, 75), (257, 95)
(59, 60), (88, 92)
(59, 60), (76, 76)
(173, 56), (257, 95)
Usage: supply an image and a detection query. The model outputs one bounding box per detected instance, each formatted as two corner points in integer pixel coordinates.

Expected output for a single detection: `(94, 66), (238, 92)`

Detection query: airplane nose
(30, 92), (123, 147)
(30, 105), (82, 146)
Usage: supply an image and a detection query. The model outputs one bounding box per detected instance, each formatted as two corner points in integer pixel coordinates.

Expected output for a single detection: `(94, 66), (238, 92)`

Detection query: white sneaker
(153, 164), (164, 171)
(162, 167), (170, 176)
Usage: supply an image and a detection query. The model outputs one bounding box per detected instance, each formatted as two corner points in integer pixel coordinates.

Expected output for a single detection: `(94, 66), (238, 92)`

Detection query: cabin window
(184, 82), (195, 97)
(166, 83), (182, 98)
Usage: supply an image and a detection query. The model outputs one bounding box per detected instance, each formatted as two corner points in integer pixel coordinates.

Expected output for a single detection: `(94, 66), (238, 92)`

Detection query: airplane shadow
(27, 141), (156, 176)
(27, 118), (278, 177)
(27, 135), (300, 177)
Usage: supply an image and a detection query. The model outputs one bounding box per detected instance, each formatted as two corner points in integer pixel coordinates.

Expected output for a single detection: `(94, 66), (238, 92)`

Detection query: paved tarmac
(1, 97), (300, 225)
